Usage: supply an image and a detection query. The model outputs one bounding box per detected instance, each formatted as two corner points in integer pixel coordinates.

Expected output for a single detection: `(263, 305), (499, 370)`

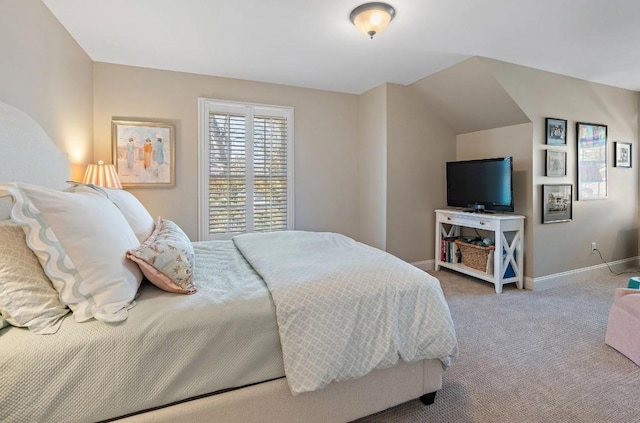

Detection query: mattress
(0, 240), (284, 423)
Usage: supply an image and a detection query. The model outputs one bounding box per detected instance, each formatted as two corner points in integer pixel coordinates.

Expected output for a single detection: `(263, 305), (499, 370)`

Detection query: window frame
(197, 98), (294, 240)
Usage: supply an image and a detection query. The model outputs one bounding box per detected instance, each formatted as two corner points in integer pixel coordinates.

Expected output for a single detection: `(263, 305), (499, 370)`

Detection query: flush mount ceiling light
(350, 2), (396, 39)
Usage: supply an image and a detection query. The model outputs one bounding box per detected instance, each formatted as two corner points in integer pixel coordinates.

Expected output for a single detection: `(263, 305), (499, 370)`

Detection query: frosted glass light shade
(350, 3), (396, 38)
(82, 160), (122, 189)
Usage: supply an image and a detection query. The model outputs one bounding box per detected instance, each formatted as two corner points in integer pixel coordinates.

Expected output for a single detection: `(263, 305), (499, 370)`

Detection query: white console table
(435, 209), (525, 293)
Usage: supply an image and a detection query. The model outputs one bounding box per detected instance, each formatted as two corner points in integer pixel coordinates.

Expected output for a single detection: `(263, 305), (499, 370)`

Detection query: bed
(0, 100), (458, 423)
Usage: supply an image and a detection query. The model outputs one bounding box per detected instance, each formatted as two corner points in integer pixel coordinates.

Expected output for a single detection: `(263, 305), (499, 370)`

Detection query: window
(198, 98), (294, 240)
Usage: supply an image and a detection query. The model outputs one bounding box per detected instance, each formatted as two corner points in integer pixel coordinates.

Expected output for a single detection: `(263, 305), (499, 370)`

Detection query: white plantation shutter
(208, 112), (247, 235)
(198, 99), (294, 240)
(253, 115), (288, 232)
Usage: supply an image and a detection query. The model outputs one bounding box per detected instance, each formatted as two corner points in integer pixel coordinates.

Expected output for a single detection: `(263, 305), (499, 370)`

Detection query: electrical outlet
(591, 242), (597, 254)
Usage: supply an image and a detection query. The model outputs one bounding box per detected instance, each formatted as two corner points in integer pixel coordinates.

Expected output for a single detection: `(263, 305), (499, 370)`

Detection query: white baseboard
(413, 257), (640, 291)
(529, 256), (640, 291)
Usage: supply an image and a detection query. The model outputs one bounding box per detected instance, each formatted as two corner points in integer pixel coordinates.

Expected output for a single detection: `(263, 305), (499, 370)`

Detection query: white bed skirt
(115, 358), (444, 423)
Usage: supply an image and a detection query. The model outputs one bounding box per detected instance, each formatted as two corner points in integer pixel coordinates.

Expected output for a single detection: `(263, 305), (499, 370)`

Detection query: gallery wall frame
(576, 122), (607, 200)
(546, 117), (567, 145)
(542, 184), (572, 224)
(112, 120), (176, 188)
(545, 150), (566, 177)
(614, 142), (632, 168)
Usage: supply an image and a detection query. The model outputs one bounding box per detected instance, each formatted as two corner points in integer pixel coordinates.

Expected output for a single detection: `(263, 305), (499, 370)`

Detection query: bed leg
(419, 391), (437, 405)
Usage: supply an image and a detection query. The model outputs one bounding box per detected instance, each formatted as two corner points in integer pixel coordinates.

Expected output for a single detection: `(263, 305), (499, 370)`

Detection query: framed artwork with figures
(112, 120), (175, 187)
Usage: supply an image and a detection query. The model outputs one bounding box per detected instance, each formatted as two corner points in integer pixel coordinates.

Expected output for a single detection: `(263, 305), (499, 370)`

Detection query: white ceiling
(42, 0), (640, 95)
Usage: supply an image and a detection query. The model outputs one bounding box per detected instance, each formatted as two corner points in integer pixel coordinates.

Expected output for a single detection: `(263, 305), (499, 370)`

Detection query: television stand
(435, 209), (525, 293)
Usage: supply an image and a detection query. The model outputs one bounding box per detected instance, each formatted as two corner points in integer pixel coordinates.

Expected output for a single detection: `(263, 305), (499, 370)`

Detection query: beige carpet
(355, 269), (640, 423)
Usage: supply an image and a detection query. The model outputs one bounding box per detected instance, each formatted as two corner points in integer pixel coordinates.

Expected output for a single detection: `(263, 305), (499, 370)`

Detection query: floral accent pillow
(127, 218), (197, 295)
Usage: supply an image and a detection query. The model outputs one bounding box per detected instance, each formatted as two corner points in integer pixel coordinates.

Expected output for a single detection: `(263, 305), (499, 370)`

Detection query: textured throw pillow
(127, 218), (197, 294)
(0, 182), (143, 323)
(66, 183), (155, 243)
(0, 223), (69, 334)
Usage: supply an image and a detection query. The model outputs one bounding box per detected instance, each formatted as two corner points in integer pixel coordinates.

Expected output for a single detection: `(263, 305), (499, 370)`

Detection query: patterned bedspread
(233, 231), (458, 395)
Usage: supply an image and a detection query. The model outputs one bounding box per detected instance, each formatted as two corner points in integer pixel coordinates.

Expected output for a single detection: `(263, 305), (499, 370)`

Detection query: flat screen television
(446, 157), (514, 213)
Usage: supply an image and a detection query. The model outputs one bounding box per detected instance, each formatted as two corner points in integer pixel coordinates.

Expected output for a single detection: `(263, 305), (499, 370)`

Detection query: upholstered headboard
(0, 101), (70, 219)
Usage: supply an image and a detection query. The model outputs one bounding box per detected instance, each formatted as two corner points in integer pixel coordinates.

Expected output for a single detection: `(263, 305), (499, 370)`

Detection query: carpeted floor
(355, 269), (640, 422)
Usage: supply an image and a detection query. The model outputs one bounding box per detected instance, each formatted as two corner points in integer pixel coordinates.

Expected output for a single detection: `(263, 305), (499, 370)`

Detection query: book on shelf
(441, 236), (459, 263)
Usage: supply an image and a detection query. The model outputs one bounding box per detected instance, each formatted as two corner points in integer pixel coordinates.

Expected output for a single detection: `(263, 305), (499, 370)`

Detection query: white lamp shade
(82, 161), (122, 189)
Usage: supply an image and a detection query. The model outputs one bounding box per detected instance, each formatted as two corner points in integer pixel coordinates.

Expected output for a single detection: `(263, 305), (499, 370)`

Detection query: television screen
(446, 157), (514, 212)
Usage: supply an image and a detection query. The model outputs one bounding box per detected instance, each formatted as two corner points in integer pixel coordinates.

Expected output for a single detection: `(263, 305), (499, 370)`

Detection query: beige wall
(93, 63), (360, 241)
(0, 0), (93, 181)
(484, 58), (639, 278)
(386, 84), (456, 262)
(357, 84), (387, 250)
(456, 123), (534, 277)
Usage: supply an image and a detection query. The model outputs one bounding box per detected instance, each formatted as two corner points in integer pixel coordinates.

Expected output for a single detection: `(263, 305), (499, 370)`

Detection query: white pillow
(0, 182), (142, 323)
(66, 184), (155, 243)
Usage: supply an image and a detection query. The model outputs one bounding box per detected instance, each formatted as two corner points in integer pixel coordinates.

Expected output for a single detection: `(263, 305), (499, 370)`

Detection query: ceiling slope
(409, 57), (530, 135)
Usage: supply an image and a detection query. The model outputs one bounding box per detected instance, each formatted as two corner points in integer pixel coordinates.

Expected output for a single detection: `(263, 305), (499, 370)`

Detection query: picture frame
(112, 120), (176, 187)
(545, 150), (566, 177)
(546, 118), (567, 145)
(614, 142), (632, 168)
(576, 122), (607, 200)
(542, 184), (572, 224)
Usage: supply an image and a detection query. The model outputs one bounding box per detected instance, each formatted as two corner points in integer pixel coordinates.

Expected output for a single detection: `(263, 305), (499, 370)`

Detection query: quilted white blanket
(233, 231), (458, 395)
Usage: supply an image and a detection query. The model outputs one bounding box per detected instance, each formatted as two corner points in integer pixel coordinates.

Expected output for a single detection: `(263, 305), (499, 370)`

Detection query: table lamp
(82, 160), (122, 189)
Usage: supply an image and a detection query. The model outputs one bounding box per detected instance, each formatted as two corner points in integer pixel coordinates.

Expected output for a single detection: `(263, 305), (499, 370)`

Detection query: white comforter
(233, 231), (458, 395)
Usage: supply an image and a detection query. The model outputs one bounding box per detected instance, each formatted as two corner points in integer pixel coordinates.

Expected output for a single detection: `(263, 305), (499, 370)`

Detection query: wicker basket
(454, 240), (495, 272)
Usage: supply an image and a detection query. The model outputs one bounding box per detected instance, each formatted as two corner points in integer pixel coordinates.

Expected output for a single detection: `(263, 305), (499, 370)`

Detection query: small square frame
(542, 184), (572, 224)
(545, 150), (566, 177)
(614, 142), (632, 168)
(546, 118), (567, 145)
